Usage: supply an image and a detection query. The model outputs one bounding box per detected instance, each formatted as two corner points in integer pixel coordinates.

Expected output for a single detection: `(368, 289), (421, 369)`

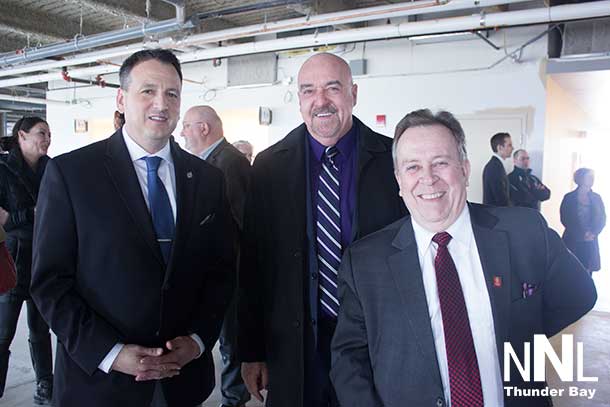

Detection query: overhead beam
(70, 0), (177, 23)
(0, 2), (109, 49)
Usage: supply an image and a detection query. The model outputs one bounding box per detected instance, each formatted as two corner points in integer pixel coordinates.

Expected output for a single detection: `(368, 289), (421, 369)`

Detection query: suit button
(293, 251), (302, 258)
(311, 272), (318, 280)
(293, 320), (300, 328)
(155, 330), (160, 337)
(436, 397), (444, 407)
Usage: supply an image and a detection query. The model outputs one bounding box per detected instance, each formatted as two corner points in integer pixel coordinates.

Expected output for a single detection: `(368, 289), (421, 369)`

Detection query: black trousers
(0, 238), (52, 396)
(303, 315), (339, 407)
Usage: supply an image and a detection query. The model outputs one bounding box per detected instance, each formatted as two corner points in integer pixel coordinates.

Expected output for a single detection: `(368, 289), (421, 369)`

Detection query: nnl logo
(503, 334), (598, 382)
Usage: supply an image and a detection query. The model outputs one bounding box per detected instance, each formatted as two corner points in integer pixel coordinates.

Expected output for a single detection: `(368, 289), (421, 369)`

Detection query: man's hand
(111, 345), (180, 380)
(241, 361), (268, 402)
(136, 336), (200, 381)
(0, 207), (8, 226)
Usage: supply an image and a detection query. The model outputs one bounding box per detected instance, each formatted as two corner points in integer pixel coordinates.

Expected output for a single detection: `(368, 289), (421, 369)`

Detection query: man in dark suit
(181, 105), (250, 407)
(238, 53), (406, 407)
(483, 132), (513, 206)
(31, 50), (236, 407)
(331, 109), (596, 407)
(508, 149), (550, 210)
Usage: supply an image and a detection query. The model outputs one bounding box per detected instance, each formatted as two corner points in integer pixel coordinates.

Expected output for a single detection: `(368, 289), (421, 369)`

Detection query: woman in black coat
(0, 116), (52, 404)
(561, 168), (606, 274)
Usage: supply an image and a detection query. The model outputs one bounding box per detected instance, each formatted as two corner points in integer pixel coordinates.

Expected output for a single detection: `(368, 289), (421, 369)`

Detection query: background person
(0, 116), (52, 405)
(561, 168), (606, 274)
(508, 149), (550, 210)
(483, 132), (513, 206)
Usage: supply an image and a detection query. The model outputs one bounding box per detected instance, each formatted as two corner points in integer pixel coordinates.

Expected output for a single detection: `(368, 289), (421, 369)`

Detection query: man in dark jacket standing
(508, 149), (550, 210)
(238, 52), (406, 407)
(181, 105), (251, 407)
(483, 132), (513, 206)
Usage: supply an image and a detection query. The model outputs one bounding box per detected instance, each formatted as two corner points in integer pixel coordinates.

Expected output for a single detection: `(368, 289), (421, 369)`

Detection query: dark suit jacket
(331, 203), (596, 407)
(560, 189), (606, 271)
(237, 117), (406, 407)
(31, 130), (236, 407)
(205, 138), (250, 230)
(483, 156), (511, 206)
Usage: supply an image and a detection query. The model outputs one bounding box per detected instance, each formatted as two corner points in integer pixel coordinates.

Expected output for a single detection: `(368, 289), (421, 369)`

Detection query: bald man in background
(181, 106), (251, 407)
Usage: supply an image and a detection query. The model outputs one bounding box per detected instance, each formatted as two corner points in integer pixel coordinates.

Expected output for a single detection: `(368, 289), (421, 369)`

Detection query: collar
(307, 121), (356, 162)
(200, 137), (225, 160)
(492, 153), (506, 163)
(512, 166), (531, 175)
(122, 127), (173, 165)
(411, 204), (472, 259)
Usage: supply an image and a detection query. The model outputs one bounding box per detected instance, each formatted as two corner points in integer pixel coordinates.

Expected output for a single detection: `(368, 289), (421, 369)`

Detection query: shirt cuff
(190, 334), (205, 358)
(98, 343), (124, 373)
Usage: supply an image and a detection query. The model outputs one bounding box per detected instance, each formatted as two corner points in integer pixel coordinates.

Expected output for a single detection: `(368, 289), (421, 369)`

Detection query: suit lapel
(165, 140), (197, 283)
(104, 130), (164, 266)
(273, 127), (307, 234)
(469, 203), (511, 367)
(353, 117), (387, 240)
(388, 218), (443, 387)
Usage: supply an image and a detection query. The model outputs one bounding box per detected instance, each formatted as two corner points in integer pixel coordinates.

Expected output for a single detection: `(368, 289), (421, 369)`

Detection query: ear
(18, 130), (26, 141)
(351, 83), (358, 107)
(394, 169), (402, 197)
(462, 159), (471, 186)
(116, 89), (125, 114)
(201, 122), (210, 136)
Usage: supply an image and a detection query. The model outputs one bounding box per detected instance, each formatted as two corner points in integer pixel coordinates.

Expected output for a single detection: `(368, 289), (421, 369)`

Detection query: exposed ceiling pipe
(0, 2), (192, 67)
(0, 0), (530, 78)
(0, 93), (72, 106)
(0, 0), (608, 89)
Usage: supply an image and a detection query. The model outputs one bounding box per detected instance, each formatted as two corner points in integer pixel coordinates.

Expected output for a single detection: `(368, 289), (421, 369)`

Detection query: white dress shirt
(411, 205), (504, 406)
(98, 129), (203, 373)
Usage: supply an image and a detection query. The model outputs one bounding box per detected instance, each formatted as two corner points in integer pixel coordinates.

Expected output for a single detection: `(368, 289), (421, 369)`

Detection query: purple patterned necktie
(432, 232), (484, 407)
(317, 146), (341, 317)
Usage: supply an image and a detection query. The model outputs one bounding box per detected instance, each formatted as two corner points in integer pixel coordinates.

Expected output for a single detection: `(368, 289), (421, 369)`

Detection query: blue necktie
(143, 156), (175, 264)
(317, 146), (341, 318)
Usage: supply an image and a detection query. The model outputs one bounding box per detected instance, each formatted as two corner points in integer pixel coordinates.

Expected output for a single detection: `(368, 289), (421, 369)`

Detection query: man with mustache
(237, 52), (406, 407)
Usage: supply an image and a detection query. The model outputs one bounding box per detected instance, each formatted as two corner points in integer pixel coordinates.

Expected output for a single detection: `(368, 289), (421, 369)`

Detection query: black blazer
(205, 138), (250, 230)
(560, 189), (606, 271)
(31, 130), (236, 407)
(483, 156), (511, 206)
(331, 203), (596, 407)
(237, 117), (406, 407)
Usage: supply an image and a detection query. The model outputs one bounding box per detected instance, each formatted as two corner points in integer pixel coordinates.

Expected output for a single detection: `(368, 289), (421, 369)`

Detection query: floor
(1, 307), (608, 406)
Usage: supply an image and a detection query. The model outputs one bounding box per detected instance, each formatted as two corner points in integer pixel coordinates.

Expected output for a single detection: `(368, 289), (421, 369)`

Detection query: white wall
(46, 25), (549, 203)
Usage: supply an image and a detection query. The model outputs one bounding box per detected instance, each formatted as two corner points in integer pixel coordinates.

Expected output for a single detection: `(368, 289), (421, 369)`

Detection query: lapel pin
(493, 276), (502, 288)
(186, 171), (193, 179)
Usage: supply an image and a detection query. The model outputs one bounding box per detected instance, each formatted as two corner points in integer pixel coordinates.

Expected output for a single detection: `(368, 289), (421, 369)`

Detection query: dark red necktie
(432, 232), (484, 407)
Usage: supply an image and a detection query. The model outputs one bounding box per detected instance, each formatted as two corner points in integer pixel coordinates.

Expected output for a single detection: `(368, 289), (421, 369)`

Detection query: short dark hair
(392, 109), (467, 166)
(490, 132), (510, 153)
(119, 49), (182, 90)
(573, 167), (593, 186)
(5, 116), (47, 151)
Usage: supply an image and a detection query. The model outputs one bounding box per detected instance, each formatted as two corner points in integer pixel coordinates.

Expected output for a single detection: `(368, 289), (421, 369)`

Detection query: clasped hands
(111, 336), (200, 381)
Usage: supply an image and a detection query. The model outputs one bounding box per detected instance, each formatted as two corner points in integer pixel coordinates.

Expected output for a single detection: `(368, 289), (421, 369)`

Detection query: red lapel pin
(493, 276), (502, 288)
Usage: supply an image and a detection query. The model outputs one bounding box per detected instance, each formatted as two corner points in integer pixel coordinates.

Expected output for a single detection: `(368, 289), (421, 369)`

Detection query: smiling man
(237, 52), (405, 407)
(331, 109), (596, 407)
(31, 49), (235, 407)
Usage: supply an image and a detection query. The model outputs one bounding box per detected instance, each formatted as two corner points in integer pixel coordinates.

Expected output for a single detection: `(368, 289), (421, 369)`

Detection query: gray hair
(392, 109), (467, 167)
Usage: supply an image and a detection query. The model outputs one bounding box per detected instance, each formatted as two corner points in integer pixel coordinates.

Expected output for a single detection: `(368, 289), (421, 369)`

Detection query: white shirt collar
(492, 153), (505, 163)
(122, 127), (173, 165)
(411, 204), (473, 259)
